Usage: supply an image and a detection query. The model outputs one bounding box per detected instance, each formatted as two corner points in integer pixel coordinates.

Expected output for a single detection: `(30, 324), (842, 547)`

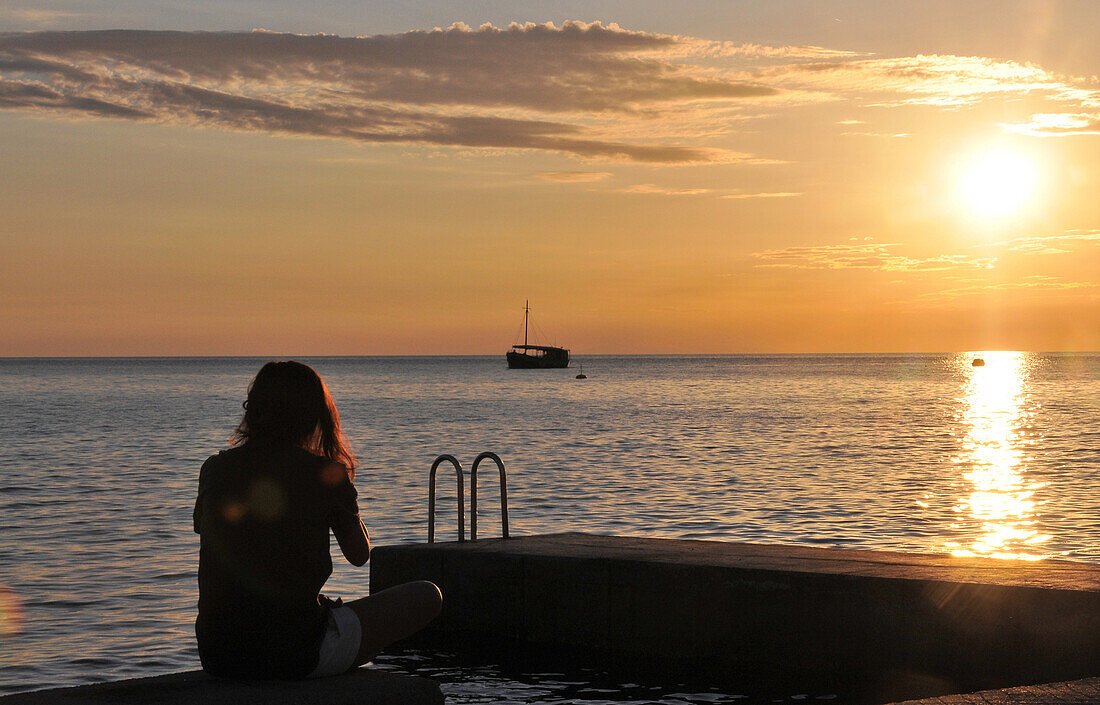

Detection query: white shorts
(307, 604), (362, 678)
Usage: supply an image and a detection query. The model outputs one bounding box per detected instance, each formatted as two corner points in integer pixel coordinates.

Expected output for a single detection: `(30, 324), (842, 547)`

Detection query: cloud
(3, 24), (1094, 161)
(0, 7), (80, 26)
(978, 230), (1100, 255)
(916, 275), (1099, 303)
(1003, 112), (1100, 136)
(613, 185), (802, 198)
(720, 191), (801, 199)
(535, 171), (612, 182)
(0, 23), (782, 163)
(617, 183), (712, 196)
(766, 54), (1095, 108)
(679, 40), (865, 60)
(752, 242), (997, 271)
(754, 232), (1097, 288)
(0, 80), (150, 118)
(840, 131), (910, 138)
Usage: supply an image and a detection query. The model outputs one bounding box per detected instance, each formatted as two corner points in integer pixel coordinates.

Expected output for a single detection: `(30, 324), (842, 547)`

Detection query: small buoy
(972, 358), (985, 367)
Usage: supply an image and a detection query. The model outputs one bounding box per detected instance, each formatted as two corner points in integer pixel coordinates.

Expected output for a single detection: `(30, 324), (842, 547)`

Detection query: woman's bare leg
(345, 580), (442, 668)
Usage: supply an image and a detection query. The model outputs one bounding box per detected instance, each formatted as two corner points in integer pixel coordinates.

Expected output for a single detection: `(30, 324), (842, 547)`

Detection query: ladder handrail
(470, 451), (509, 540)
(428, 454), (465, 543)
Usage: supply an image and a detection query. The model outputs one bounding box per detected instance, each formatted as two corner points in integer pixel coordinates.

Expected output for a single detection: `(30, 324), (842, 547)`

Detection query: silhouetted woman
(194, 360), (441, 678)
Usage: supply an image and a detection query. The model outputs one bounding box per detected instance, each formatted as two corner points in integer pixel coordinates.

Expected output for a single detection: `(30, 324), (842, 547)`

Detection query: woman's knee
(409, 580), (442, 618)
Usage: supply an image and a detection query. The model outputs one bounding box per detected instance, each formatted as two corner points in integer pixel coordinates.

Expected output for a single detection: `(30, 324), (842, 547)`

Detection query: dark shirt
(193, 443), (365, 678)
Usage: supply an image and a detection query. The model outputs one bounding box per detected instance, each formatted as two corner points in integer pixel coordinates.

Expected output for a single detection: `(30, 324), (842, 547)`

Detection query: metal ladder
(428, 452), (510, 543)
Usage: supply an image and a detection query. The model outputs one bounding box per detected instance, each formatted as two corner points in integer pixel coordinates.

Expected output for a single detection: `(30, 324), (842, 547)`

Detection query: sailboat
(506, 301), (570, 369)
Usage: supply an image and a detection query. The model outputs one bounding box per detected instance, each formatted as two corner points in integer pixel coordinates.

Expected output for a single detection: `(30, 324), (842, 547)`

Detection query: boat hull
(507, 348), (570, 369)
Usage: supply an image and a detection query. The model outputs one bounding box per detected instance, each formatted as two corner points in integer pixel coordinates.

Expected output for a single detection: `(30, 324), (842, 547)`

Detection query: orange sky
(1, 3), (1098, 354)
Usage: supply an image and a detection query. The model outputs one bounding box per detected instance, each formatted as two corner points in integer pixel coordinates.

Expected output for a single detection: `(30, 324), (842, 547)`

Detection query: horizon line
(2, 350), (1097, 361)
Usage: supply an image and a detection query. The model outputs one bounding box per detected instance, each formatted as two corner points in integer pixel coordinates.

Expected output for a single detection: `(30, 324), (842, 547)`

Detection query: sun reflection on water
(948, 351), (1051, 560)
(0, 583), (24, 637)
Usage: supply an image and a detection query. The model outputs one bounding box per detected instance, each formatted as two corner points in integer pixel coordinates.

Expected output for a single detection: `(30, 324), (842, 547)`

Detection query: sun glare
(949, 351), (1052, 560)
(958, 150), (1037, 220)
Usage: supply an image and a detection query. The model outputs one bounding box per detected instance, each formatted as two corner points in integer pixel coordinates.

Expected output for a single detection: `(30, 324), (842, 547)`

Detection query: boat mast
(524, 300), (529, 347)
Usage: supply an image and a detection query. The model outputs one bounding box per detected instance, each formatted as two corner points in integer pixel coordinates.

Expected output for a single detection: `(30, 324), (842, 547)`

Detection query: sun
(957, 149), (1037, 220)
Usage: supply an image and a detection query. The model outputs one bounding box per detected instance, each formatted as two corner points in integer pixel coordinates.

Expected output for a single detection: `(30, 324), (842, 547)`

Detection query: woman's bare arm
(327, 462), (371, 566)
(333, 512), (371, 566)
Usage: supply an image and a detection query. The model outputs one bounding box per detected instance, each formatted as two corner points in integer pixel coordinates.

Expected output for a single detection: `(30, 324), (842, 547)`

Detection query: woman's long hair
(231, 361), (357, 478)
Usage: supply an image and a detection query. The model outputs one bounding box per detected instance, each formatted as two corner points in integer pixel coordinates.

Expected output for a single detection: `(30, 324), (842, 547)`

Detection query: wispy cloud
(678, 40), (865, 60)
(840, 131), (910, 138)
(1003, 112), (1100, 136)
(0, 7), (80, 27)
(767, 54), (1095, 108)
(613, 185), (801, 198)
(752, 242), (997, 271)
(916, 275), (1099, 303)
(977, 230), (1100, 255)
(616, 183), (712, 196)
(719, 191), (802, 199)
(534, 171), (613, 183)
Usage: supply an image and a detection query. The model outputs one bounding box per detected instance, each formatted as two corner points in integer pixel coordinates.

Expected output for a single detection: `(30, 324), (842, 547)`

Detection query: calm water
(0, 354), (1098, 700)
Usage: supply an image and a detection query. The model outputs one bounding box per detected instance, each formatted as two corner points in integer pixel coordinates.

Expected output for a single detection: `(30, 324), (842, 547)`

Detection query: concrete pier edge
(371, 532), (1100, 703)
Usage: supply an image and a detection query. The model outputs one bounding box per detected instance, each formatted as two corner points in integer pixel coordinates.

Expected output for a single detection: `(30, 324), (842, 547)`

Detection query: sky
(1, 1), (1098, 355)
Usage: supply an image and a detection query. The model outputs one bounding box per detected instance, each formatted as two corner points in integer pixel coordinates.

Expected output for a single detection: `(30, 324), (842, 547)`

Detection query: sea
(0, 353), (1098, 702)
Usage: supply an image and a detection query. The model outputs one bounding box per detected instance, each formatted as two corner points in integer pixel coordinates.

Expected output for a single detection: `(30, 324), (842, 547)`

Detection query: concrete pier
(371, 533), (1100, 702)
(0, 669), (443, 705)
